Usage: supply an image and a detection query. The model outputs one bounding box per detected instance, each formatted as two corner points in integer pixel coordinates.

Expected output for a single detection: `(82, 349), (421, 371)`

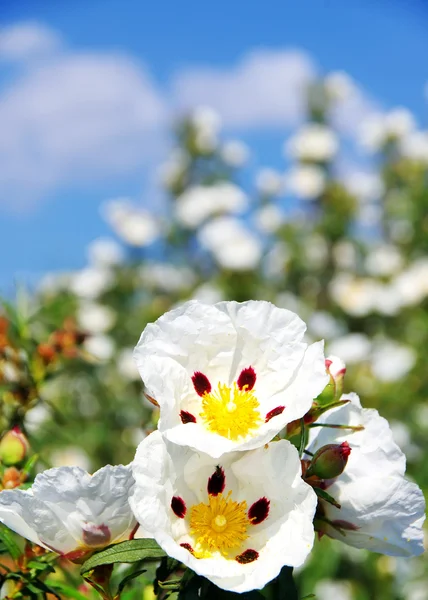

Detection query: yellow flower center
(200, 382), (262, 440)
(189, 492), (250, 557)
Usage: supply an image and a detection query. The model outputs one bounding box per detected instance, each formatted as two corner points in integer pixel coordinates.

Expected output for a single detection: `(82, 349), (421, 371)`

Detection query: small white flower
(103, 199), (160, 247)
(325, 71), (356, 101)
(315, 579), (353, 600)
(308, 393), (425, 556)
(86, 237), (124, 267)
(198, 216), (262, 271)
(220, 140), (249, 167)
(117, 348), (140, 381)
(328, 334), (371, 365)
(140, 262), (196, 292)
(255, 169), (283, 197)
(0, 465), (137, 559)
(400, 131), (428, 163)
(133, 300), (328, 458)
(370, 341), (416, 382)
(158, 148), (190, 189)
(192, 283), (225, 305)
(341, 171), (384, 203)
(176, 183), (247, 229)
(77, 303), (116, 334)
(130, 431), (317, 593)
(329, 274), (376, 317)
(50, 447), (92, 471)
(365, 244), (403, 277)
(285, 164), (326, 200)
(255, 204), (283, 234)
(83, 334), (115, 362)
(69, 267), (113, 299)
(308, 312), (344, 341)
(285, 124), (338, 162)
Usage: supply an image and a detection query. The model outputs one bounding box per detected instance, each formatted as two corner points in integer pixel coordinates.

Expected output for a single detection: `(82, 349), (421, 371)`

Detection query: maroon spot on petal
(332, 519), (360, 531)
(180, 542), (194, 553)
(192, 372), (212, 396)
(82, 523), (111, 547)
(265, 406), (285, 423)
(180, 410), (197, 424)
(207, 466), (226, 496)
(236, 549), (259, 564)
(63, 548), (91, 562)
(171, 496), (187, 518)
(248, 497), (270, 524)
(237, 366), (256, 390)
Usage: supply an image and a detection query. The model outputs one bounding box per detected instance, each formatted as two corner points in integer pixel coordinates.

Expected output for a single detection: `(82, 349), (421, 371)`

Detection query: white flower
(176, 183), (247, 229)
(400, 131), (428, 162)
(341, 171), (384, 203)
(158, 149), (190, 189)
(191, 107), (221, 153)
(360, 109), (415, 151)
(0, 465), (137, 559)
(392, 259), (428, 306)
(303, 234), (329, 269)
(370, 341), (416, 382)
(307, 393), (425, 556)
(192, 283), (225, 305)
(86, 237), (124, 267)
(117, 348), (140, 381)
(255, 204), (283, 234)
(325, 71), (356, 101)
(83, 334), (115, 362)
(329, 274), (376, 317)
(328, 334), (371, 365)
(103, 199), (160, 247)
(220, 140), (249, 167)
(77, 303), (116, 334)
(133, 300), (328, 458)
(130, 431), (317, 593)
(140, 262), (196, 292)
(255, 169), (283, 197)
(285, 165), (326, 200)
(69, 267), (113, 299)
(199, 216), (262, 271)
(50, 447), (92, 471)
(285, 124), (338, 162)
(332, 241), (357, 270)
(365, 245), (403, 277)
(308, 312), (344, 341)
(315, 580), (353, 600)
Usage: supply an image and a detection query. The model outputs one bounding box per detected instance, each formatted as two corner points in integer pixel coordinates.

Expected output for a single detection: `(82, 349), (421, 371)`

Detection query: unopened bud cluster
(0, 428), (30, 491)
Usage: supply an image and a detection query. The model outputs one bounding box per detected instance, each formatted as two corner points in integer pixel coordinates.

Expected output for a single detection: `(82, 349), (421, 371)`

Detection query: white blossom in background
(285, 164), (326, 200)
(131, 431), (317, 593)
(255, 204), (283, 234)
(308, 393), (425, 556)
(329, 274), (377, 317)
(314, 580), (353, 600)
(392, 258), (428, 306)
(332, 241), (358, 270)
(133, 300), (328, 458)
(400, 131), (428, 163)
(220, 140), (249, 167)
(285, 124), (338, 162)
(83, 334), (115, 363)
(117, 348), (140, 381)
(255, 168), (284, 197)
(77, 303), (116, 334)
(175, 182), (248, 229)
(325, 71), (356, 102)
(264, 242), (290, 279)
(86, 237), (124, 267)
(308, 311), (344, 341)
(192, 283), (225, 305)
(365, 244), (404, 277)
(140, 262), (196, 292)
(50, 447), (92, 471)
(358, 203), (382, 228)
(158, 148), (190, 189)
(359, 108), (415, 152)
(198, 216), (262, 271)
(303, 234), (329, 269)
(371, 283), (402, 316)
(328, 334), (372, 364)
(0, 465), (137, 560)
(102, 199), (160, 247)
(341, 170), (384, 203)
(37, 272), (71, 296)
(370, 341), (416, 382)
(24, 404), (50, 434)
(69, 267), (114, 299)
(191, 106), (222, 153)
(389, 421), (422, 462)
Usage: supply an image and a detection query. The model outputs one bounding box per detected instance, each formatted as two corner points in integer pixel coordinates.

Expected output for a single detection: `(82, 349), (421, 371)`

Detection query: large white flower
(0, 465), (137, 560)
(134, 300), (328, 458)
(130, 431), (317, 593)
(307, 393), (425, 556)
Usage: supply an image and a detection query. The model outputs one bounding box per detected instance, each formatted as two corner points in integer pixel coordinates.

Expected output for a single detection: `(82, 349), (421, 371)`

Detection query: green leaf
(80, 538), (166, 575)
(313, 486), (341, 509)
(46, 580), (91, 600)
(117, 568), (147, 594)
(0, 524), (22, 561)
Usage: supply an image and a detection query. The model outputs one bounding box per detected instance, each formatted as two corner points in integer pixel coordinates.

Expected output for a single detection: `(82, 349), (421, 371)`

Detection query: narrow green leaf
(298, 418), (308, 458)
(313, 486), (341, 509)
(0, 524), (22, 561)
(117, 568), (147, 594)
(46, 580), (91, 600)
(80, 538), (166, 575)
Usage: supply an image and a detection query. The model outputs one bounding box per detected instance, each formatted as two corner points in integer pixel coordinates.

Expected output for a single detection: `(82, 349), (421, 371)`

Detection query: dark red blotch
(171, 496), (186, 518)
(207, 466), (226, 496)
(248, 497), (270, 524)
(265, 406), (285, 422)
(180, 542), (194, 553)
(180, 410), (197, 424)
(192, 372), (212, 396)
(237, 366), (256, 391)
(235, 549), (259, 564)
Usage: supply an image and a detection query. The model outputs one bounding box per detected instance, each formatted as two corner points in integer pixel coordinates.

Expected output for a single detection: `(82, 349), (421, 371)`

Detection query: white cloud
(0, 23), (167, 210)
(173, 49), (316, 129)
(0, 22), (61, 62)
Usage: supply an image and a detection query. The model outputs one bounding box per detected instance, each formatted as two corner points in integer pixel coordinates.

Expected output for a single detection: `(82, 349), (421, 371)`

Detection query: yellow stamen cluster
(200, 382), (261, 440)
(189, 492), (250, 557)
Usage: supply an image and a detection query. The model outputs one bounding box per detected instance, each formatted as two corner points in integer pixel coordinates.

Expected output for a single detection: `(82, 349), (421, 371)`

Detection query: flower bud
(306, 442), (351, 479)
(325, 355), (346, 400)
(2, 466), (22, 489)
(1, 579), (18, 600)
(0, 427), (29, 466)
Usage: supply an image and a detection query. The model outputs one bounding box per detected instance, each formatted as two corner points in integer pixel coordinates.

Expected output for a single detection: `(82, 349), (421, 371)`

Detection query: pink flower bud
(0, 427), (29, 466)
(325, 355), (346, 399)
(306, 442), (351, 479)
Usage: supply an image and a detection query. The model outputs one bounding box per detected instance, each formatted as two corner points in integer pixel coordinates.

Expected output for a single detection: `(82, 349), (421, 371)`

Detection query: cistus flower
(130, 431), (317, 593)
(0, 465), (138, 561)
(0, 427), (29, 466)
(134, 300), (328, 458)
(308, 393), (425, 556)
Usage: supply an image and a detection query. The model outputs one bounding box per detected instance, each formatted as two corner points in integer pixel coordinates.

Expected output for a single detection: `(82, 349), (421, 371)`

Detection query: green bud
(0, 427), (29, 466)
(305, 442), (351, 479)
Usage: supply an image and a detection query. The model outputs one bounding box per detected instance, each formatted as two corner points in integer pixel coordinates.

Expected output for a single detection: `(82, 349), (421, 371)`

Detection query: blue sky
(0, 0), (427, 292)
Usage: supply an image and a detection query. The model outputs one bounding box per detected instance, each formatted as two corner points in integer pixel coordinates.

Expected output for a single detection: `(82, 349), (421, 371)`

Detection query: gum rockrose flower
(0, 465), (138, 561)
(308, 393), (426, 556)
(130, 431), (317, 593)
(134, 300), (328, 458)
